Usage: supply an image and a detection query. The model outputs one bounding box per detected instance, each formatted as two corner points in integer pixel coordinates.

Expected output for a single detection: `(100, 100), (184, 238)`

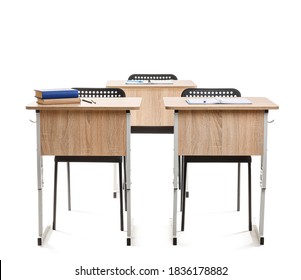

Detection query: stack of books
(35, 88), (81, 105)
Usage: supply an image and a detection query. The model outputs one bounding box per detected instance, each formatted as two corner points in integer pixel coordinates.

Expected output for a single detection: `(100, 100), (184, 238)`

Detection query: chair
(128, 74), (178, 81)
(180, 88), (252, 231)
(53, 88), (126, 232)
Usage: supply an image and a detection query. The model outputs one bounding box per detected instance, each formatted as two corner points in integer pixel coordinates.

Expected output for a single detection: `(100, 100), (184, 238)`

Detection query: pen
(82, 99), (93, 104)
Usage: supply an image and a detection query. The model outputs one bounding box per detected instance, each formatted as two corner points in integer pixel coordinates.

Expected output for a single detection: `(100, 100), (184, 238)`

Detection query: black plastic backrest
(72, 88), (126, 98)
(181, 88), (241, 98)
(128, 74), (178, 80)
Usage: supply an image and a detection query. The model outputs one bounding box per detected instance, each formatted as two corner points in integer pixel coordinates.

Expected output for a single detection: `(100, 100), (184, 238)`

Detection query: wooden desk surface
(163, 97), (279, 111)
(26, 97), (142, 111)
(106, 80), (197, 127)
(106, 80), (196, 88)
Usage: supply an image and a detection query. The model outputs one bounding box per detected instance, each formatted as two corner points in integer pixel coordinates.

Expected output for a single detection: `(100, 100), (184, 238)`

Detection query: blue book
(35, 88), (79, 99)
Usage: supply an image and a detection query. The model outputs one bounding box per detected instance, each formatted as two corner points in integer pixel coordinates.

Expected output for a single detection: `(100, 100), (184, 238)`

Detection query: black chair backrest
(181, 88), (241, 98)
(128, 74), (178, 80)
(72, 88), (126, 98)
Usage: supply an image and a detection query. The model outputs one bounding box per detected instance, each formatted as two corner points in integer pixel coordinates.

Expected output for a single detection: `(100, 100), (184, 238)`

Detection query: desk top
(163, 97), (279, 111)
(106, 80), (197, 88)
(26, 97), (142, 111)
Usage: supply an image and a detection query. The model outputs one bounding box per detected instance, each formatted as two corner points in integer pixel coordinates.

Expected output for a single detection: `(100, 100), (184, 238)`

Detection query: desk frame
(34, 108), (133, 246)
(166, 97), (279, 245)
(173, 110), (268, 245)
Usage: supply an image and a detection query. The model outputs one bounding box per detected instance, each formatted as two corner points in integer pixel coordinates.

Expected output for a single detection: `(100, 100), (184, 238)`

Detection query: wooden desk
(164, 97), (279, 245)
(26, 97), (141, 246)
(106, 80), (196, 133)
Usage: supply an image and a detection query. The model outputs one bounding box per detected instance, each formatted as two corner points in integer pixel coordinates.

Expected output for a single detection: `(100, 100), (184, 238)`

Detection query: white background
(1, 0), (300, 279)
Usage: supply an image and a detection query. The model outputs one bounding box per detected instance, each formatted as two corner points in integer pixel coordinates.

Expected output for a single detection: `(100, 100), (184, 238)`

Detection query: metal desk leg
(36, 111), (51, 246)
(254, 110), (268, 245)
(173, 111), (179, 245)
(237, 162), (241, 211)
(67, 162), (71, 210)
(126, 111), (132, 246)
(179, 156), (182, 211)
(113, 163), (118, 198)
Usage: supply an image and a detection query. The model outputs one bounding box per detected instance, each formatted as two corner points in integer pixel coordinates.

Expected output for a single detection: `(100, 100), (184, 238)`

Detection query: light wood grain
(164, 97), (279, 110)
(40, 110), (126, 156)
(26, 97), (142, 111)
(178, 110), (265, 155)
(121, 87), (186, 126)
(106, 80), (196, 126)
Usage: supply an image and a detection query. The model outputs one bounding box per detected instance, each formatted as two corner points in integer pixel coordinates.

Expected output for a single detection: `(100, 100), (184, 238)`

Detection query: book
(126, 80), (174, 85)
(126, 80), (149, 84)
(35, 88), (79, 99)
(149, 80), (173, 84)
(186, 97), (252, 105)
(36, 97), (81, 105)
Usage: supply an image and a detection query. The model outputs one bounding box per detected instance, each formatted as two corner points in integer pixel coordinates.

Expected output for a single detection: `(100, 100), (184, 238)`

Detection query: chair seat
(131, 126), (174, 134)
(54, 155), (122, 163)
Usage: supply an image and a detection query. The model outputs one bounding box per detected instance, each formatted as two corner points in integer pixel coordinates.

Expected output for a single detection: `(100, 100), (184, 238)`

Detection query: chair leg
(67, 162), (71, 211)
(248, 161), (252, 231)
(181, 159), (188, 231)
(123, 156), (127, 211)
(119, 162), (124, 231)
(53, 161), (58, 230)
(237, 162), (241, 211)
(179, 156), (182, 211)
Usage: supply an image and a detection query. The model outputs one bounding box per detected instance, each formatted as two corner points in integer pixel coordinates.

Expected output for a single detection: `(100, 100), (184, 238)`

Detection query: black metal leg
(123, 156), (127, 212)
(248, 161), (252, 231)
(181, 159), (187, 231)
(237, 162), (241, 211)
(67, 162), (71, 211)
(119, 162), (124, 231)
(53, 161), (58, 230)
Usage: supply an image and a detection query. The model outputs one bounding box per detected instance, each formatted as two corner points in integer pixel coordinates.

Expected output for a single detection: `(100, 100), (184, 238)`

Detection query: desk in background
(164, 97), (279, 245)
(26, 98), (141, 246)
(106, 80), (196, 133)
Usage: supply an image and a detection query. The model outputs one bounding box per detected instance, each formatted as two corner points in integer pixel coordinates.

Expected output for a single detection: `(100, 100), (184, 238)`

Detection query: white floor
(2, 133), (300, 279)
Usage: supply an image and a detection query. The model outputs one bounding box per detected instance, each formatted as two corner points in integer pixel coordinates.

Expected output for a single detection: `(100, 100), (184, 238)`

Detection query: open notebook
(186, 97), (252, 105)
